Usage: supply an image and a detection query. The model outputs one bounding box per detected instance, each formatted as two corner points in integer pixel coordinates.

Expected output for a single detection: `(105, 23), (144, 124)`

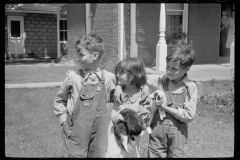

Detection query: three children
(54, 31), (198, 158)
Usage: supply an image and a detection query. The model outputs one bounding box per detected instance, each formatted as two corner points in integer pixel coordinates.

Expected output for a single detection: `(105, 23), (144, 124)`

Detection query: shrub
(198, 80), (234, 115)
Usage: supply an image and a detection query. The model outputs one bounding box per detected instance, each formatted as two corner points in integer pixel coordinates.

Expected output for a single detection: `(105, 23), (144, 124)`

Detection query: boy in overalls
(54, 33), (116, 158)
(146, 45), (198, 158)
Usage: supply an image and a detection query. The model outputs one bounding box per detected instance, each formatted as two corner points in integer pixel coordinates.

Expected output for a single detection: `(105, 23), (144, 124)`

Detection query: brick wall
(66, 4), (119, 72)
(91, 4), (119, 72)
(188, 3), (221, 63)
(136, 4), (160, 66)
(24, 13), (57, 58)
(67, 4), (86, 62)
(134, 4), (221, 65)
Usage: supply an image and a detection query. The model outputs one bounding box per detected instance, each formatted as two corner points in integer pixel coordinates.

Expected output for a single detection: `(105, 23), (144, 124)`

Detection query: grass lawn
(5, 81), (234, 158)
(5, 87), (62, 157)
(5, 64), (76, 84)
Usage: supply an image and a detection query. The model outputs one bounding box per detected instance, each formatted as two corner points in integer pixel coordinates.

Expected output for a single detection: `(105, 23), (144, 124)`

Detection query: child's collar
(122, 90), (141, 104)
(163, 73), (188, 84)
(79, 68), (102, 82)
(162, 73), (189, 91)
(82, 68), (101, 79)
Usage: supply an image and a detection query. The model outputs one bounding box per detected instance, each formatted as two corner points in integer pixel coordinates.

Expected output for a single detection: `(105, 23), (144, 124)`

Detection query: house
(66, 3), (234, 72)
(5, 3), (234, 72)
(5, 3), (67, 60)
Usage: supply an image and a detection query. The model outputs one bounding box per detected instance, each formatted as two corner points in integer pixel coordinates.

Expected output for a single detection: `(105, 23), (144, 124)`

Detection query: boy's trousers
(61, 70), (112, 158)
(148, 110), (188, 158)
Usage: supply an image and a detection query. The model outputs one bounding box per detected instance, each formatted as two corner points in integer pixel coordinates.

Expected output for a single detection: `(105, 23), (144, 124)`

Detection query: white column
(230, 36), (235, 71)
(119, 3), (124, 61)
(86, 4), (92, 35)
(156, 3), (167, 72)
(130, 3), (138, 58)
(57, 5), (61, 58)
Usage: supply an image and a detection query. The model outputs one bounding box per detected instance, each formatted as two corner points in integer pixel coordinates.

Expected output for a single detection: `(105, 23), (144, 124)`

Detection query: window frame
(166, 3), (188, 43)
(59, 18), (67, 44)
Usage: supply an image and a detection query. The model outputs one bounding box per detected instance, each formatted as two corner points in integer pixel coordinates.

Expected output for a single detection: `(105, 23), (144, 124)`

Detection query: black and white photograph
(5, 3), (234, 158)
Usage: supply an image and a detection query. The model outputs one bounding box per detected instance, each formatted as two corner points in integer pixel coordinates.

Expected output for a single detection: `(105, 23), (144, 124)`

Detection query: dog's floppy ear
(128, 115), (144, 137)
(119, 108), (130, 118)
(114, 121), (129, 152)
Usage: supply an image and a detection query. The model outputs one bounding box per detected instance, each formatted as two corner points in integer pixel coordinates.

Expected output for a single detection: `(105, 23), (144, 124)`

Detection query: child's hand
(139, 96), (151, 105)
(146, 126), (152, 134)
(112, 113), (125, 124)
(127, 143), (134, 153)
(139, 85), (151, 105)
(114, 85), (124, 104)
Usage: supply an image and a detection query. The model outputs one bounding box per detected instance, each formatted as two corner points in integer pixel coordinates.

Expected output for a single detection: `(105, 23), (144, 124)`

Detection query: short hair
(115, 57), (147, 89)
(74, 32), (104, 59)
(166, 45), (195, 69)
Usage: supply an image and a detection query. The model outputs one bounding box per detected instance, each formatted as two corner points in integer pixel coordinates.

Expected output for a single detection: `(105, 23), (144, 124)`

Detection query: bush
(198, 80), (234, 115)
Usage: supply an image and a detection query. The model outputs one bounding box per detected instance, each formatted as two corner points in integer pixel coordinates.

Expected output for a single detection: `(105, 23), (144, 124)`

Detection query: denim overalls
(148, 77), (189, 158)
(61, 70), (112, 158)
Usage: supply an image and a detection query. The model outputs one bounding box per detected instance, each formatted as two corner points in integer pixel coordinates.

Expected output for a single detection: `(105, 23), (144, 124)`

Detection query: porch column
(130, 3), (138, 58)
(119, 3), (124, 61)
(86, 4), (92, 35)
(57, 5), (61, 58)
(156, 3), (167, 72)
(230, 35), (235, 71)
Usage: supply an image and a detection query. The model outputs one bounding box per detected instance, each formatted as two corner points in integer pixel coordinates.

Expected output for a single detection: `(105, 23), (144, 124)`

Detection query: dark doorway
(219, 4), (234, 57)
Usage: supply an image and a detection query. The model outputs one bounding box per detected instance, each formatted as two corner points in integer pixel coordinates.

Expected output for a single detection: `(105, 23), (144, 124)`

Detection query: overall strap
(88, 69), (105, 84)
(100, 69), (105, 84)
(185, 82), (192, 99)
(81, 69), (105, 85)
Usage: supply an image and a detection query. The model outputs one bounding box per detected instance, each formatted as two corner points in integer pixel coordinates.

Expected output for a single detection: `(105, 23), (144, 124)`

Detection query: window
(60, 19), (67, 42)
(60, 19), (67, 56)
(165, 4), (188, 44)
(11, 20), (21, 37)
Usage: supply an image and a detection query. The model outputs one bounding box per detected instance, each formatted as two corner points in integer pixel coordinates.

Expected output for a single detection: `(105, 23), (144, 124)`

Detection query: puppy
(146, 90), (166, 134)
(114, 108), (144, 153)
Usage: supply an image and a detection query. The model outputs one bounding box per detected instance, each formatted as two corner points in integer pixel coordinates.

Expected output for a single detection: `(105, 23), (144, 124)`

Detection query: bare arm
(114, 85), (124, 104)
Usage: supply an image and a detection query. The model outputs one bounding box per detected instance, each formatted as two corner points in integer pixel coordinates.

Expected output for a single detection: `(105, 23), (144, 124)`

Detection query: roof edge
(5, 10), (57, 14)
